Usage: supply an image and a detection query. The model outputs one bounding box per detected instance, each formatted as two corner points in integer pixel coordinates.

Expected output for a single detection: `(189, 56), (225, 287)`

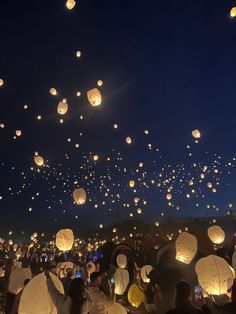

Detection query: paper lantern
(16, 130), (22, 137)
(66, 0), (76, 10)
(97, 80), (103, 87)
(0, 79), (4, 87)
(114, 268), (129, 295)
(207, 226), (225, 244)
(34, 155), (44, 166)
(73, 188), (86, 205)
(137, 208), (142, 214)
(141, 265), (153, 283)
(107, 303), (127, 314)
(192, 129), (201, 139)
(9, 268), (32, 295)
(87, 88), (102, 107)
(233, 249), (236, 271)
(175, 232), (198, 264)
(230, 7), (236, 17)
(86, 261), (96, 275)
(19, 273), (64, 314)
(49, 88), (57, 96)
(116, 254), (127, 269)
(57, 100), (68, 115)
(129, 180), (135, 188)
(126, 136), (132, 144)
(93, 155), (99, 161)
(56, 229), (74, 251)
(195, 255), (234, 295)
(166, 193), (172, 200)
(128, 284), (144, 308)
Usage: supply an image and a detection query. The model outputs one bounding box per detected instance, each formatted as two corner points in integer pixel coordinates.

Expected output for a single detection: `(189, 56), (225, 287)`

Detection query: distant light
(230, 7), (236, 18)
(76, 51), (81, 58)
(66, 0), (76, 10)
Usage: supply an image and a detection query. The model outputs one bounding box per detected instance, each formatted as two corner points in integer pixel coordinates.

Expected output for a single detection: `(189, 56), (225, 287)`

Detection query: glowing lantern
(93, 155), (99, 161)
(207, 182), (212, 188)
(73, 188), (86, 205)
(141, 265), (153, 283)
(66, 0), (76, 10)
(166, 193), (172, 200)
(207, 226), (225, 244)
(0, 79), (4, 86)
(19, 273), (64, 314)
(230, 7), (236, 17)
(57, 100), (68, 115)
(76, 51), (81, 58)
(137, 208), (142, 214)
(34, 155), (44, 167)
(126, 137), (132, 144)
(192, 129), (201, 139)
(16, 130), (22, 137)
(195, 255), (234, 295)
(175, 232), (198, 264)
(107, 303), (127, 314)
(232, 249), (236, 271)
(9, 268), (32, 295)
(114, 268), (129, 295)
(86, 261), (96, 275)
(55, 229), (74, 251)
(87, 88), (102, 107)
(49, 88), (57, 96)
(116, 254), (127, 269)
(129, 180), (135, 188)
(97, 80), (103, 87)
(128, 284), (144, 308)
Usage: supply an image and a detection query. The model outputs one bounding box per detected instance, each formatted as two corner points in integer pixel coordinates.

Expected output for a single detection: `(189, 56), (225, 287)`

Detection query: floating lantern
(9, 268), (32, 295)
(230, 7), (236, 17)
(55, 229), (74, 251)
(175, 232), (198, 264)
(93, 155), (99, 161)
(166, 193), (172, 200)
(192, 129), (201, 139)
(57, 100), (68, 115)
(137, 208), (142, 215)
(76, 51), (81, 58)
(16, 130), (22, 137)
(73, 188), (86, 205)
(207, 182), (212, 188)
(97, 80), (103, 87)
(207, 226), (225, 244)
(141, 265), (153, 283)
(129, 180), (135, 188)
(114, 268), (129, 295)
(0, 79), (4, 87)
(116, 254), (127, 269)
(34, 155), (44, 167)
(195, 255), (234, 295)
(128, 284), (144, 308)
(126, 137), (132, 144)
(87, 88), (102, 107)
(66, 0), (76, 10)
(49, 88), (57, 96)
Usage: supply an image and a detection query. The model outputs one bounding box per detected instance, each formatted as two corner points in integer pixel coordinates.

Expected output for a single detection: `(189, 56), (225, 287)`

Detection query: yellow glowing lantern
(9, 268), (32, 295)
(86, 261), (96, 275)
(55, 229), (74, 251)
(175, 232), (198, 264)
(114, 268), (129, 295)
(73, 188), (86, 205)
(207, 226), (225, 244)
(34, 155), (44, 167)
(207, 182), (212, 188)
(192, 129), (201, 139)
(230, 7), (236, 18)
(141, 265), (153, 283)
(166, 193), (172, 200)
(97, 80), (103, 87)
(0, 79), (4, 87)
(93, 155), (99, 161)
(107, 303), (127, 314)
(49, 88), (57, 96)
(15, 130), (22, 137)
(116, 254), (127, 269)
(76, 51), (81, 58)
(128, 284), (144, 308)
(66, 0), (76, 10)
(87, 88), (102, 107)
(126, 137), (132, 144)
(137, 208), (142, 215)
(129, 180), (135, 188)
(57, 100), (68, 115)
(195, 255), (234, 295)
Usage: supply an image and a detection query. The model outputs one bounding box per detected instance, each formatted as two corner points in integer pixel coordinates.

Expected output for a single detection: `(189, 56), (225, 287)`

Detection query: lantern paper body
(232, 250), (236, 271)
(19, 273), (64, 314)
(49, 88), (57, 96)
(57, 101), (68, 115)
(59, 262), (74, 276)
(230, 7), (236, 17)
(126, 137), (132, 144)
(87, 88), (102, 106)
(128, 284), (144, 308)
(116, 254), (127, 269)
(207, 226), (225, 244)
(107, 303), (127, 314)
(114, 268), (129, 295)
(34, 155), (44, 166)
(195, 255), (234, 295)
(129, 180), (135, 188)
(175, 232), (198, 264)
(66, 0), (76, 10)
(141, 265), (153, 283)
(56, 229), (74, 251)
(9, 268), (31, 295)
(73, 188), (86, 205)
(86, 261), (96, 275)
(192, 129), (201, 139)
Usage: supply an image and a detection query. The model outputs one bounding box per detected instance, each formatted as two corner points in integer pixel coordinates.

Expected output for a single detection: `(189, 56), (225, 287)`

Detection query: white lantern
(87, 88), (102, 107)
(232, 249), (236, 271)
(192, 129), (201, 139)
(126, 136), (132, 144)
(57, 100), (68, 115)
(16, 130), (22, 137)
(114, 268), (129, 295)
(73, 188), (86, 205)
(66, 0), (76, 10)
(107, 302), (127, 314)
(175, 232), (198, 264)
(116, 254), (127, 269)
(207, 226), (225, 244)
(9, 268), (32, 295)
(19, 273), (64, 314)
(230, 7), (236, 17)
(56, 229), (74, 251)
(34, 155), (44, 166)
(195, 255), (234, 295)
(141, 265), (153, 283)
(49, 88), (57, 96)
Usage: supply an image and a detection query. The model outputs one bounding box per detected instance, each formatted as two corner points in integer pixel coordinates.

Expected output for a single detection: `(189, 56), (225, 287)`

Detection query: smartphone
(110, 276), (115, 284)
(75, 271), (81, 279)
(194, 284), (203, 302)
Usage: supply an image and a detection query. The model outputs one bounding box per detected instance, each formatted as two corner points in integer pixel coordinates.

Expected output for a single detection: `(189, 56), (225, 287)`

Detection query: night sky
(1, 0), (236, 239)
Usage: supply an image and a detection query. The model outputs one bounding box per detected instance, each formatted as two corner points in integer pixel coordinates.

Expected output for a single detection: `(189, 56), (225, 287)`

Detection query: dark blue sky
(0, 0), (236, 238)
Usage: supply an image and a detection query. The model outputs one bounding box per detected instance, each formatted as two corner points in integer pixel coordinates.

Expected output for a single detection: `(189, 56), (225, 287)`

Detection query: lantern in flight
(207, 226), (225, 244)
(192, 129), (201, 139)
(34, 155), (44, 167)
(129, 180), (135, 188)
(56, 229), (74, 251)
(66, 0), (76, 10)
(230, 7), (236, 17)
(87, 88), (102, 107)
(16, 130), (22, 137)
(97, 80), (103, 87)
(116, 254), (127, 269)
(166, 193), (172, 200)
(57, 100), (68, 115)
(49, 88), (57, 96)
(126, 137), (132, 144)
(175, 232), (198, 264)
(73, 188), (86, 205)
